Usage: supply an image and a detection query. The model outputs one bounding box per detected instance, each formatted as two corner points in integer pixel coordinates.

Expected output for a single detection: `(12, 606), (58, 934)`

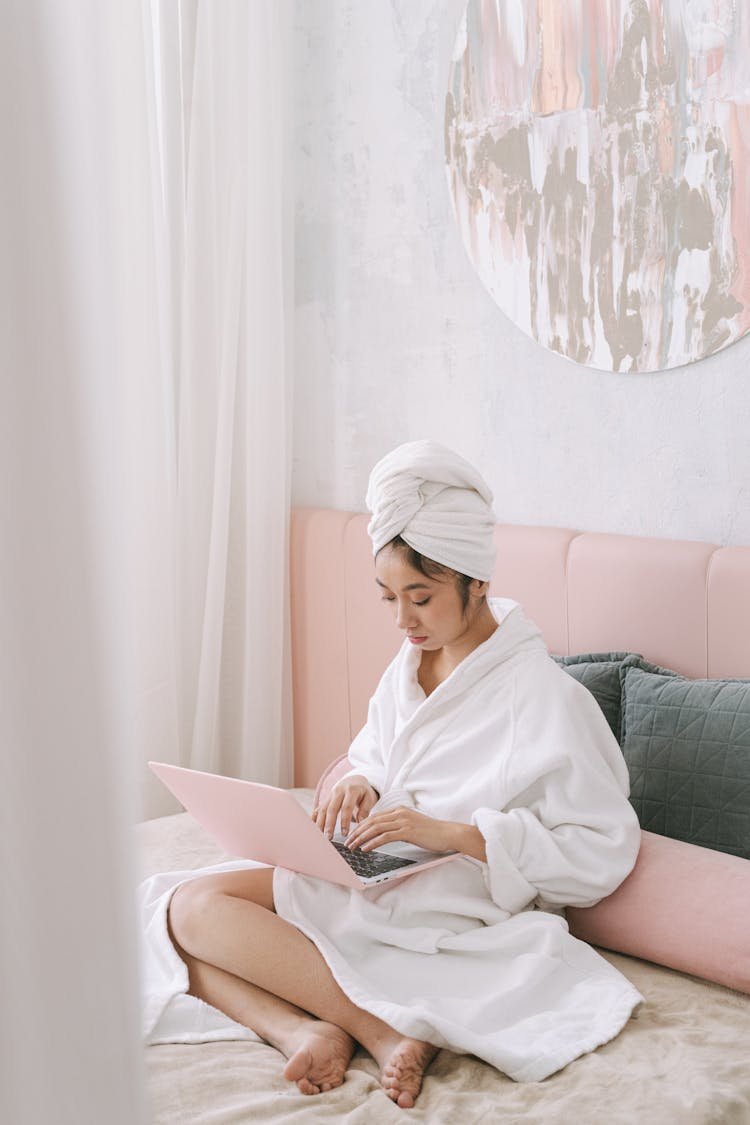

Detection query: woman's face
(374, 545), (484, 653)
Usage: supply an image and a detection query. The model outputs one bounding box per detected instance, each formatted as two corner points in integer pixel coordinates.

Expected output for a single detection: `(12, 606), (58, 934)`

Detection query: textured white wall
(292, 0), (750, 546)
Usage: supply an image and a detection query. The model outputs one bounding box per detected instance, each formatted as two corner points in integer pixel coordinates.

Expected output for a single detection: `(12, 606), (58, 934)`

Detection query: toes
(284, 1045), (347, 1096)
(297, 1078), (320, 1096)
(385, 1084), (416, 1109)
(283, 1047), (312, 1084)
(283, 1026), (354, 1097)
(380, 1045), (432, 1109)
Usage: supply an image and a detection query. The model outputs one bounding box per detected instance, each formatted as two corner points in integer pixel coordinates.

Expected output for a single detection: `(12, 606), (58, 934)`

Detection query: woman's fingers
(313, 797), (332, 831)
(339, 793), (362, 838)
(313, 791), (343, 837)
(346, 811), (401, 849)
(317, 785), (367, 838)
(344, 816), (377, 848)
(343, 794), (375, 837)
(323, 792), (346, 839)
(345, 806), (451, 853)
(360, 789), (378, 819)
(356, 830), (399, 851)
(314, 780), (379, 840)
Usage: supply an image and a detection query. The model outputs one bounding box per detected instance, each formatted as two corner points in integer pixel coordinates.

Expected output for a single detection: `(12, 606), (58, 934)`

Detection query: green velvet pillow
(553, 652), (634, 740)
(619, 656), (750, 860)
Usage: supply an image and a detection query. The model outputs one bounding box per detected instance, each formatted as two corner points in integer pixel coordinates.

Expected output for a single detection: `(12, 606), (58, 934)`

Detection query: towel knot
(365, 440), (497, 580)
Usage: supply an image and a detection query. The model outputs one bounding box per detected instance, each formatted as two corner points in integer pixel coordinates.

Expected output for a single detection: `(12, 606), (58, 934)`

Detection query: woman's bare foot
(282, 1021), (356, 1095)
(372, 1033), (438, 1108)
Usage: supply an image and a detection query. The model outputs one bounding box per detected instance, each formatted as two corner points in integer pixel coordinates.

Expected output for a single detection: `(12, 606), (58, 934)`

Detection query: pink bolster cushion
(567, 831), (750, 995)
(314, 758), (750, 995)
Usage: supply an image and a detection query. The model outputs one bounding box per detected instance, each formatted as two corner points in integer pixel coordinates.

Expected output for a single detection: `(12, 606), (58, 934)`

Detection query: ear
(471, 578), (490, 598)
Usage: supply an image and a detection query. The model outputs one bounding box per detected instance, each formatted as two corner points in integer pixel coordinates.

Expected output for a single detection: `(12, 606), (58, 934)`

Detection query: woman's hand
(313, 774), (379, 839)
(342, 805), (461, 855)
(345, 806), (489, 861)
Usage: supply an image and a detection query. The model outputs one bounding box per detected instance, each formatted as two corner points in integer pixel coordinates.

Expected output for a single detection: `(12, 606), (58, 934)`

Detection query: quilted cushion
(619, 656), (750, 860)
(553, 652), (634, 740)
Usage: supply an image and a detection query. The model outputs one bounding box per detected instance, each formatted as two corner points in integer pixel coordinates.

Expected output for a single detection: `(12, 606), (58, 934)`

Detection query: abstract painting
(445, 0), (750, 372)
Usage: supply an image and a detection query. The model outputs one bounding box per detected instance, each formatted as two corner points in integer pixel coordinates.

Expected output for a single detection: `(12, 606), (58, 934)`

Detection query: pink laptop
(148, 761), (460, 889)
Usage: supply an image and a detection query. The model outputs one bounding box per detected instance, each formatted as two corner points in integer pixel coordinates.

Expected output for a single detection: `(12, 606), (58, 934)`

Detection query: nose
(395, 599), (418, 631)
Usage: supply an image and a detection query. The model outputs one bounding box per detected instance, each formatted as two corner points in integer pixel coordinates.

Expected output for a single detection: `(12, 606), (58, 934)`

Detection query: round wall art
(445, 1), (750, 373)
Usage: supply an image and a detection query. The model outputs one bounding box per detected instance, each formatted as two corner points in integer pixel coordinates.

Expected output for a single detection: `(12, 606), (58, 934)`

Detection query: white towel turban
(365, 440), (497, 580)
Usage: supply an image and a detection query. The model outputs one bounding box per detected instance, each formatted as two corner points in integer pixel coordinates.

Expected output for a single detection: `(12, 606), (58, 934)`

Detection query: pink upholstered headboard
(289, 508), (750, 787)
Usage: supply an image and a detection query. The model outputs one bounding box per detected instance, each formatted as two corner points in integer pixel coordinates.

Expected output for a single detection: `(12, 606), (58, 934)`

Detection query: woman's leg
(168, 868), (353, 1095)
(180, 951), (355, 1094)
(168, 868), (438, 1108)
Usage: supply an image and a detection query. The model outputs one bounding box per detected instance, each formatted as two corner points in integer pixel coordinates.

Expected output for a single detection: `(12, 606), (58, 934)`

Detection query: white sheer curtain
(140, 0), (295, 818)
(0, 1), (294, 1120)
(0, 4), (151, 1123)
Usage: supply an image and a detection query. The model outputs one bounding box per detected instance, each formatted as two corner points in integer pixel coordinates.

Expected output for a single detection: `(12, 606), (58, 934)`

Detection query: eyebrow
(375, 578), (432, 591)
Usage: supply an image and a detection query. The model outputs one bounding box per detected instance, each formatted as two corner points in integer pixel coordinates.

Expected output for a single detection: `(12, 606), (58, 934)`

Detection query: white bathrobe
(273, 598), (643, 1082)
(138, 598), (643, 1082)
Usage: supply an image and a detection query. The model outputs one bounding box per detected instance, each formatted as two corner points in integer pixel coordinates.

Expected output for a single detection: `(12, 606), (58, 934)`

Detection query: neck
(434, 601), (499, 670)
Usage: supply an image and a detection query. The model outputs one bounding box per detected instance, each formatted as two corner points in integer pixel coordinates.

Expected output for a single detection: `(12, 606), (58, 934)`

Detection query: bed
(138, 509), (750, 1124)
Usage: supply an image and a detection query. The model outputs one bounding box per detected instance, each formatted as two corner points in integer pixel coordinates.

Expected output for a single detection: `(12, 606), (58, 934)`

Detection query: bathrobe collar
(397, 597), (547, 707)
(381, 599), (548, 799)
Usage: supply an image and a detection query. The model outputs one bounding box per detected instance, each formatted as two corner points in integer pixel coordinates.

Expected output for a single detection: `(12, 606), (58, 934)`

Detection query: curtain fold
(142, 0), (295, 814)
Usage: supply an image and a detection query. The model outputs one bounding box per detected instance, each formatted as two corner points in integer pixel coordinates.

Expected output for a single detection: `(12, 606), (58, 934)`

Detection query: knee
(167, 878), (216, 953)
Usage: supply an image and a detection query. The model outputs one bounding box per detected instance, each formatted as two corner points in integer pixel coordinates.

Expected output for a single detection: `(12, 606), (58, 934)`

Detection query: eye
(380, 595), (396, 603)
(413, 598), (431, 607)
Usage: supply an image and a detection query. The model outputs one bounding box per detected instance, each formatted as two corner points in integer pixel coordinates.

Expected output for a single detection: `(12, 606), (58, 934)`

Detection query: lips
(407, 636), (428, 644)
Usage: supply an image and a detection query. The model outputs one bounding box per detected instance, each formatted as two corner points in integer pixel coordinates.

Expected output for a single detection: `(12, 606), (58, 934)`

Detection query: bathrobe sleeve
(471, 668), (641, 915)
(343, 718), (385, 796)
(336, 661), (397, 797)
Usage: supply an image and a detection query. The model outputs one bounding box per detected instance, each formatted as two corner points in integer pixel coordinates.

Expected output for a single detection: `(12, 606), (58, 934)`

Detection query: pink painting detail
(446, 0), (750, 372)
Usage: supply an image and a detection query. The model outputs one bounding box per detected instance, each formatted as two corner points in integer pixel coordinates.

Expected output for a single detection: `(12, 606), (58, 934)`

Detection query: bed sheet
(136, 800), (750, 1125)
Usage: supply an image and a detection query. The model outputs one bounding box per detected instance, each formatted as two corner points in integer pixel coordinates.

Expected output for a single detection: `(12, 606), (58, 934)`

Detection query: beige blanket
(137, 809), (750, 1125)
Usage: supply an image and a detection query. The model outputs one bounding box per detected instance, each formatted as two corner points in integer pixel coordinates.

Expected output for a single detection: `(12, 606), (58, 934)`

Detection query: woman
(165, 440), (643, 1109)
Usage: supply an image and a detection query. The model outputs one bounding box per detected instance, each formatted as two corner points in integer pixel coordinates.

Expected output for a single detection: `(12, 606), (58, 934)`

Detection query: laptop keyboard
(331, 839), (417, 878)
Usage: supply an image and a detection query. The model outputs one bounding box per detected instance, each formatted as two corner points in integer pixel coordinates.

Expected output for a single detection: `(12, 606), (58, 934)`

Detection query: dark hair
(385, 535), (476, 614)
